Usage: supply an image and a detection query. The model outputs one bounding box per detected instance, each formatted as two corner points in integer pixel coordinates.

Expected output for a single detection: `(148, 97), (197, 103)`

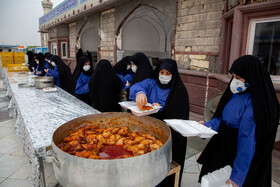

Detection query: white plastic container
(119, 101), (162, 116)
(163, 119), (217, 138)
(201, 165), (233, 187)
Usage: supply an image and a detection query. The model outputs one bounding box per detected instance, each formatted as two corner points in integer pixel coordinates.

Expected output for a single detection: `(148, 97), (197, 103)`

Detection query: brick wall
(175, 0), (224, 72)
(100, 8), (115, 62)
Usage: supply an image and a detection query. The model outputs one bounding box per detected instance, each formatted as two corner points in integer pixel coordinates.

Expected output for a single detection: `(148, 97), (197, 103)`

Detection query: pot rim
(51, 112), (171, 161)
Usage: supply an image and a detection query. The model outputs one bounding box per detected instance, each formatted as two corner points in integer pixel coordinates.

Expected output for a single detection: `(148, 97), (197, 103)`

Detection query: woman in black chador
(113, 56), (134, 89)
(74, 56), (94, 105)
(88, 60), (123, 112)
(198, 55), (279, 187)
(73, 49), (93, 88)
(26, 51), (35, 72)
(113, 56), (132, 76)
(129, 52), (153, 86)
(50, 55), (74, 95)
(73, 48), (84, 86)
(126, 52), (153, 99)
(45, 54), (54, 70)
(129, 59), (189, 187)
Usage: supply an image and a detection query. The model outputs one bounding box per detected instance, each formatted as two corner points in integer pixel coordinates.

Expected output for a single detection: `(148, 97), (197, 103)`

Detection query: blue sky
(0, 0), (63, 47)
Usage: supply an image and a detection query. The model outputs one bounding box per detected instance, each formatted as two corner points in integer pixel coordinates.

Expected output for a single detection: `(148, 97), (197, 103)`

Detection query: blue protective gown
(129, 78), (170, 111)
(117, 74), (133, 89)
(204, 92), (256, 186)
(45, 66), (60, 86)
(34, 62), (49, 76)
(118, 70), (133, 77)
(75, 73), (91, 95)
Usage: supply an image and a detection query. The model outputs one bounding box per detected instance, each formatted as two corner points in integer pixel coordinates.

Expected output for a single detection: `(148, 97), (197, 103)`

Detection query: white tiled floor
(0, 118), (58, 187)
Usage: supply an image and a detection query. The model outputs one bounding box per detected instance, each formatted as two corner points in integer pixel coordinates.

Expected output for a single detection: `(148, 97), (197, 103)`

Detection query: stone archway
(77, 21), (100, 65)
(116, 5), (174, 64)
(80, 27), (99, 52)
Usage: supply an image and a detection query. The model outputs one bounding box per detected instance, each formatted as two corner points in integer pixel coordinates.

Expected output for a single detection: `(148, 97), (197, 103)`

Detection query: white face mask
(131, 65), (137, 73)
(83, 65), (91, 72)
(36, 60), (39, 64)
(159, 75), (172, 84)
(230, 78), (248, 94)
(51, 62), (56, 67)
(126, 65), (131, 70)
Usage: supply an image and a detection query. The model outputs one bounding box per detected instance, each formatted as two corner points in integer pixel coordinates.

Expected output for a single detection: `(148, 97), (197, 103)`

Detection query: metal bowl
(34, 76), (54, 89)
(49, 112), (172, 187)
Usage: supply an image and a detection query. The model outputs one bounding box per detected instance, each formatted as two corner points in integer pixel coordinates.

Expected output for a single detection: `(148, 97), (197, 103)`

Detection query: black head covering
(154, 59), (189, 187)
(86, 50), (93, 67)
(80, 56), (93, 76)
(76, 48), (83, 62)
(35, 53), (45, 72)
(130, 52), (153, 85)
(151, 59), (189, 120)
(26, 51), (34, 64)
(212, 55), (279, 186)
(44, 52), (50, 58)
(46, 54), (53, 60)
(29, 59), (37, 72)
(159, 61), (175, 74)
(73, 56), (94, 89)
(50, 55), (74, 95)
(153, 60), (176, 89)
(112, 56), (132, 75)
(88, 59), (123, 112)
(73, 48), (84, 82)
(45, 54), (54, 70)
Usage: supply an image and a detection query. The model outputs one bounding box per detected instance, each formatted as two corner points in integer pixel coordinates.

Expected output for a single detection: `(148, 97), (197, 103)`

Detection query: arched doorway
(116, 5), (174, 66)
(79, 21), (100, 67)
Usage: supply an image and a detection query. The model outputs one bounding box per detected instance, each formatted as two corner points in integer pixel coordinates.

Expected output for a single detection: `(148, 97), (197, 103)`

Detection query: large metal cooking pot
(28, 75), (37, 84)
(35, 76), (54, 89)
(48, 112), (171, 187)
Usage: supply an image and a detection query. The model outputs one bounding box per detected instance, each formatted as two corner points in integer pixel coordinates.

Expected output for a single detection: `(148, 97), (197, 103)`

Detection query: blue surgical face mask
(159, 75), (172, 84)
(83, 65), (90, 72)
(51, 61), (56, 67)
(131, 65), (137, 73)
(230, 78), (248, 94)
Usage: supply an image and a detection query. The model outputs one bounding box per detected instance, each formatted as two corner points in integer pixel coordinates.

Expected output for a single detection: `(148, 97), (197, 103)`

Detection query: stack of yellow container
(0, 52), (14, 68)
(7, 64), (29, 72)
(13, 52), (25, 64)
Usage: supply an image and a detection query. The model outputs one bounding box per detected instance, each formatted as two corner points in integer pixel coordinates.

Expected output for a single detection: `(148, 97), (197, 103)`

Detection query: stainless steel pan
(48, 112), (172, 187)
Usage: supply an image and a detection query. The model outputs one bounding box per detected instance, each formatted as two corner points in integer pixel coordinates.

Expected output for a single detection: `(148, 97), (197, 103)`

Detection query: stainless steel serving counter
(2, 69), (100, 186)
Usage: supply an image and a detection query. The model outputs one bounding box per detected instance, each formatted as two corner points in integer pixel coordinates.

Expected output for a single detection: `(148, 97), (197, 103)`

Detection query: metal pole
(39, 156), (46, 187)
(268, 26), (275, 73)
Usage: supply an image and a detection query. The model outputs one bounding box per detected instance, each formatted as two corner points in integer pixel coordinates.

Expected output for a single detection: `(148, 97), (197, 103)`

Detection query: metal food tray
(18, 83), (35, 88)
